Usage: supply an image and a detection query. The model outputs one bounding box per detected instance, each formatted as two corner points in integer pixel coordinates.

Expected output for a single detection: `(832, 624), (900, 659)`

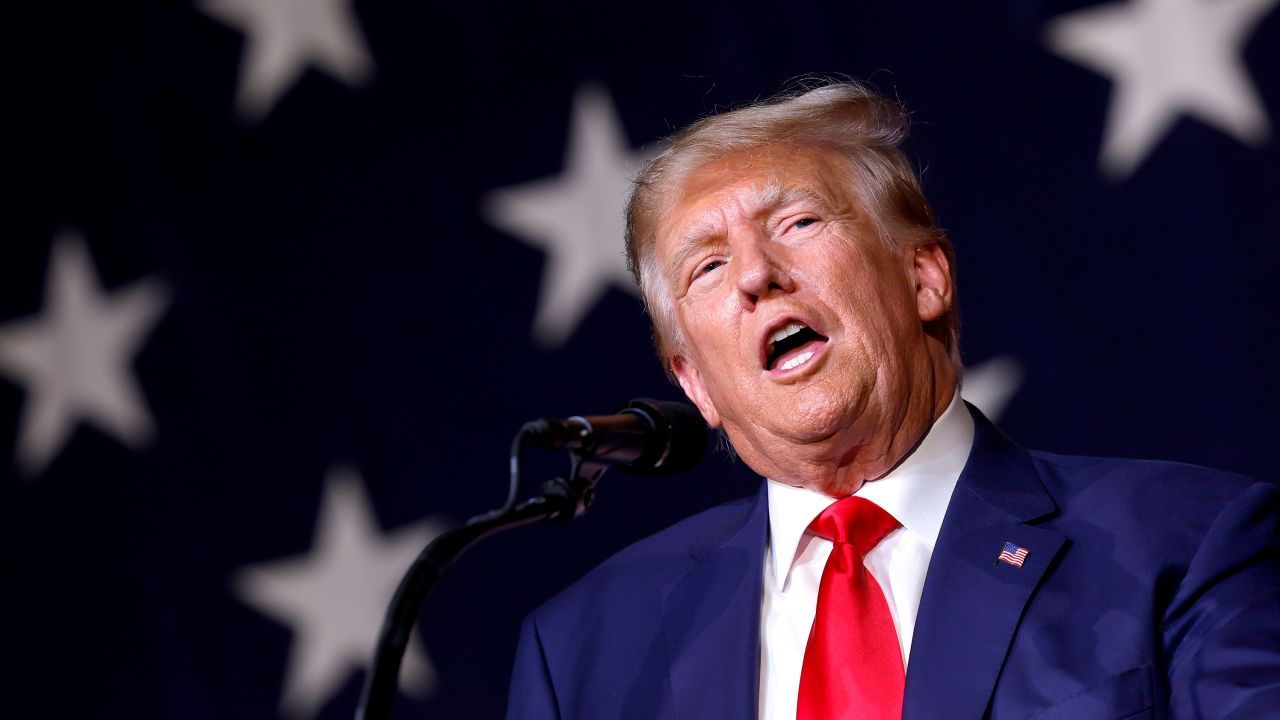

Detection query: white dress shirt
(757, 394), (974, 720)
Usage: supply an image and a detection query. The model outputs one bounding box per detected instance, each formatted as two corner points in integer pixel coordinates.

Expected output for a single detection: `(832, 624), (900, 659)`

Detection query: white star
(962, 355), (1025, 422)
(1045, 0), (1277, 179)
(234, 466), (447, 718)
(0, 230), (169, 476)
(200, 0), (374, 121)
(484, 85), (651, 347)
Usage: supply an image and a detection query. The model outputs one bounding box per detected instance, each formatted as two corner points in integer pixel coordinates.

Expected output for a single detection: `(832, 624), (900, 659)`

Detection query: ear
(911, 242), (953, 322)
(670, 355), (722, 428)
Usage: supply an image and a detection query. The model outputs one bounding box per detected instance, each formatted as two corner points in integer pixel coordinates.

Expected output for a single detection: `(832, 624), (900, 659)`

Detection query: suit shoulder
(1026, 450), (1273, 546)
(531, 490), (762, 624)
(1026, 450), (1264, 500)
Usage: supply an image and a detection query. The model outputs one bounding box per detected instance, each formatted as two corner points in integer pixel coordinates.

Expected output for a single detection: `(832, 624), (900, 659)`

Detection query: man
(506, 82), (1280, 719)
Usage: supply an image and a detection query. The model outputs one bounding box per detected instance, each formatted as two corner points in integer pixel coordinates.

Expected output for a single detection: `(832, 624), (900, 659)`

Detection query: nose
(731, 230), (794, 308)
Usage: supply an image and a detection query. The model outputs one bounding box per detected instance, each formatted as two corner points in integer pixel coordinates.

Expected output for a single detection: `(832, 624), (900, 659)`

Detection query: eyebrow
(667, 221), (720, 278)
(665, 182), (828, 276)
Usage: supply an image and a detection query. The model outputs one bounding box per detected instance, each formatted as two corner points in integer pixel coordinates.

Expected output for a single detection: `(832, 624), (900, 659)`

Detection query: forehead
(656, 145), (856, 245)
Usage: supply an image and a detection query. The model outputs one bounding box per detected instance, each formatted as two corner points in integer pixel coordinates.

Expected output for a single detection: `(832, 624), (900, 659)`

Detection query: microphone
(521, 399), (708, 475)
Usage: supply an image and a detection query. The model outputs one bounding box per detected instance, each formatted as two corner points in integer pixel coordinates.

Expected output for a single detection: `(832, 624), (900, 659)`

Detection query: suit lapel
(903, 406), (1067, 720)
(660, 481), (769, 719)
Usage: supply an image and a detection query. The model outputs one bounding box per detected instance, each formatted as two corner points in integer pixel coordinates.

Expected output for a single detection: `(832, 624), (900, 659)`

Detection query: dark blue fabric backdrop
(7, 0), (1278, 717)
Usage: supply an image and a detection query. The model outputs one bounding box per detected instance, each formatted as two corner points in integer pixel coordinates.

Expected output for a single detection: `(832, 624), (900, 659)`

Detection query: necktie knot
(808, 496), (901, 557)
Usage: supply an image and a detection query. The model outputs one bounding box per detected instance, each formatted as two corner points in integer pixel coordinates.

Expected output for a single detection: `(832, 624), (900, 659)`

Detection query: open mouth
(764, 321), (829, 372)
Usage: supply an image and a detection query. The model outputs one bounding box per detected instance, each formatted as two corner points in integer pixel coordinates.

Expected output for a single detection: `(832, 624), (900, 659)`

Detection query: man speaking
(505, 81), (1280, 719)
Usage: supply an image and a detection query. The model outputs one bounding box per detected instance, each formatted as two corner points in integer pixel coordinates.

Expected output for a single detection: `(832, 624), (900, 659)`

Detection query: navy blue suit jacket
(507, 408), (1280, 719)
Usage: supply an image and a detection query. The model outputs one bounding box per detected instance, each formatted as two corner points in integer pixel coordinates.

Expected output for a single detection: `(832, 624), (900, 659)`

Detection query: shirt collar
(765, 393), (975, 590)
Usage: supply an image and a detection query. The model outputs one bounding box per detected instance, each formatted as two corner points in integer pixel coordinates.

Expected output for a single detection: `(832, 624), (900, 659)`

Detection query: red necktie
(797, 496), (905, 720)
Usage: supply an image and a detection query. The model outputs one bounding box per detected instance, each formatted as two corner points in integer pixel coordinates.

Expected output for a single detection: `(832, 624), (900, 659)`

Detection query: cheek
(678, 304), (742, 373)
(684, 280), (741, 333)
(821, 252), (917, 338)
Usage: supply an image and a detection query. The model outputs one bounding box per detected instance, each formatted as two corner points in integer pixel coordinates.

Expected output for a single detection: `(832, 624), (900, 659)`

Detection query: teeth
(770, 322), (806, 344)
(778, 351), (814, 371)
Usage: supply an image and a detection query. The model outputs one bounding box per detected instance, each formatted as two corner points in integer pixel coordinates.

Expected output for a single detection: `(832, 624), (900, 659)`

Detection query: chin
(780, 387), (866, 445)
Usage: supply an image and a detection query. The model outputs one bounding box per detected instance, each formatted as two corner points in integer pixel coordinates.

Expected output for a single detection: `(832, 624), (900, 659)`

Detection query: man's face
(654, 145), (952, 481)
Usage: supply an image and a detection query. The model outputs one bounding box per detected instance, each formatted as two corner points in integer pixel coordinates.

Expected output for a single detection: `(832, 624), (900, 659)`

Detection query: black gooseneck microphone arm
(355, 400), (707, 720)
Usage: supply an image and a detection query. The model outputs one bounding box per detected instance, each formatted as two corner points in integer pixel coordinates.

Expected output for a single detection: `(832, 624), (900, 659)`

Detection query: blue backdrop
(6, 0), (1278, 717)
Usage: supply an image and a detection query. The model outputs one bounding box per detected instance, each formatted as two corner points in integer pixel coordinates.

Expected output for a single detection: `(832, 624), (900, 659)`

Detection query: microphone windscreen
(618, 398), (708, 476)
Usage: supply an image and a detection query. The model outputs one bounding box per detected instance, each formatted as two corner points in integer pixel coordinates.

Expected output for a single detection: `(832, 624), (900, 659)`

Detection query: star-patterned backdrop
(6, 0), (1278, 717)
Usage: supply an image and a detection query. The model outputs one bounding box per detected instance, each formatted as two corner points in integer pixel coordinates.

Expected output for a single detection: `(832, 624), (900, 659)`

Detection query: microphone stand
(355, 426), (611, 720)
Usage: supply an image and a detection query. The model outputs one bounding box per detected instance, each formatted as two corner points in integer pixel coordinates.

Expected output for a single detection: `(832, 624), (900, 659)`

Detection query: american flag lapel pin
(996, 541), (1030, 568)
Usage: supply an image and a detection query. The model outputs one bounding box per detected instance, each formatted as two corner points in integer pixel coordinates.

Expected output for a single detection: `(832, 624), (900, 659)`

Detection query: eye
(697, 260), (724, 276)
(687, 257), (725, 288)
(789, 217), (818, 231)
